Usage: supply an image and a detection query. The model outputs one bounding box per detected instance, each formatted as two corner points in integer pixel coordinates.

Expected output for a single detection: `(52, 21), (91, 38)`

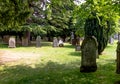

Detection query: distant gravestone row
(7, 36), (65, 48)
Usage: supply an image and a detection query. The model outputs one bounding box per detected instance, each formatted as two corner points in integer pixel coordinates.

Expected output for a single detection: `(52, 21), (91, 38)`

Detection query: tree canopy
(75, 0), (120, 36)
(0, 0), (32, 31)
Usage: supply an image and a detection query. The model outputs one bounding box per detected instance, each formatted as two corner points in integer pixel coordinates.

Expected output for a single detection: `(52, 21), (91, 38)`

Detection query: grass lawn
(0, 42), (120, 84)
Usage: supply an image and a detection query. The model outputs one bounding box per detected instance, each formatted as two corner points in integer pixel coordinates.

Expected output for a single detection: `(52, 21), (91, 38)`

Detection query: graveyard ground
(0, 42), (120, 84)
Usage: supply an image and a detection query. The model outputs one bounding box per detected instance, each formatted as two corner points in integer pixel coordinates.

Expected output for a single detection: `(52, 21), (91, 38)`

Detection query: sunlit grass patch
(0, 42), (120, 84)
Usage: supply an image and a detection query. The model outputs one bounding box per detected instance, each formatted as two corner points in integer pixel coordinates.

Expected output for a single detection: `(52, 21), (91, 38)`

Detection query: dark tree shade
(84, 17), (110, 55)
(0, 0), (31, 31)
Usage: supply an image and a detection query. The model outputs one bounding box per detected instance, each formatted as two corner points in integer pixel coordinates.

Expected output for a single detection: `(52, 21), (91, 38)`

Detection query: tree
(75, 0), (120, 54)
(23, 0), (77, 41)
(0, 0), (33, 31)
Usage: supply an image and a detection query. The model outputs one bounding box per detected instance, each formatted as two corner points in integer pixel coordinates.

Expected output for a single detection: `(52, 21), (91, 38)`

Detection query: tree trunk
(116, 33), (120, 74)
(116, 42), (120, 74)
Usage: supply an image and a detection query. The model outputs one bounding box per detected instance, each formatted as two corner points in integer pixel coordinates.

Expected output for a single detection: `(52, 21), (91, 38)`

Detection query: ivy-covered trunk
(84, 17), (110, 55)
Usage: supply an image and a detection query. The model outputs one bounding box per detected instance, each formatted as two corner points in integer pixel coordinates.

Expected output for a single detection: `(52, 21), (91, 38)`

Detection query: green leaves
(0, 0), (31, 31)
(75, 0), (120, 36)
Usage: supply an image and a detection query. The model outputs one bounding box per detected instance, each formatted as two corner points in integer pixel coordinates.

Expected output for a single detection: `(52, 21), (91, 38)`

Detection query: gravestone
(53, 37), (58, 47)
(36, 36), (41, 47)
(58, 39), (64, 47)
(80, 36), (98, 72)
(8, 37), (16, 48)
(75, 36), (81, 51)
(22, 37), (28, 46)
(71, 32), (74, 45)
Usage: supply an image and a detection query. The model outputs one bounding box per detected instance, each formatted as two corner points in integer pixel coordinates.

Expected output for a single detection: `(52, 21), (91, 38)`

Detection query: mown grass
(0, 42), (120, 84)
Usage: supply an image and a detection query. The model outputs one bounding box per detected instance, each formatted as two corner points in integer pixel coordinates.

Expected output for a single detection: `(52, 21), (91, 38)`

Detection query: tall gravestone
(80, 36), (98, 72)
(71, 32), (74, 45)
(36, 36), (41, 47)
(53, 37), (58, 47)
(8, 37), (16, 48)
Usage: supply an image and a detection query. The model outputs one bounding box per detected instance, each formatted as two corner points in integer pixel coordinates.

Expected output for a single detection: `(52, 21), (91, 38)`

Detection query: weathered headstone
(109, 36), (114, 44)
(53, 37), (58, 47)
(8, 37), (16, 48)
(22, 37), (28, 46)
(58, 39), (64, 47)
(80, 36), (98, 72)
(36, 36), (41, 47)
(71, 32), (74, 45)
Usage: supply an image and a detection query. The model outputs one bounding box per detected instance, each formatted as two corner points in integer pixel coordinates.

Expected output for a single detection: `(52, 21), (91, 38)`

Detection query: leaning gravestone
(36, 36), (41, 47)
(8, 37), (16, 48)
(80, 36), (98, 72)
(53, 37), (58, 47)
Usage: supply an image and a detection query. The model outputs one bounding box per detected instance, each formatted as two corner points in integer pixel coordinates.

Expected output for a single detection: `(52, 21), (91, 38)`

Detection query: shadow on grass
(64, 44), (75, 49)
(0, 60), (120, 84)
(69, 51), (81, 57)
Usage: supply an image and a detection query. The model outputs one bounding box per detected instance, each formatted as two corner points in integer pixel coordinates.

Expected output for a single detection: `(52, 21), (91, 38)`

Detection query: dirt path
(0, 50), (39, 64)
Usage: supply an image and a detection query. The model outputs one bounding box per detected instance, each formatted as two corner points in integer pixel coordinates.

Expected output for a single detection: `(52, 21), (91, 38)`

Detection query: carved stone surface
(36, 36), (41, 47)
(53, 37), (58, 47)
(80, 36), (98, 72)
(8, 37), (16, 48)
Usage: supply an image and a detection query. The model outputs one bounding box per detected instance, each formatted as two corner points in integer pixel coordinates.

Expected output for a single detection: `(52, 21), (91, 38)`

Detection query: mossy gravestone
(80, 36), (98, 72)
(8, 37), (16, 48)
(53, 37), (58, 47)
(36, 36), (41, 47)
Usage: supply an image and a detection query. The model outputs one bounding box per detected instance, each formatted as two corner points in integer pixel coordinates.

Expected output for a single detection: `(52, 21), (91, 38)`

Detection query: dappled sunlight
(0, 42), (119, 84)
(0, 60), (120, 84)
